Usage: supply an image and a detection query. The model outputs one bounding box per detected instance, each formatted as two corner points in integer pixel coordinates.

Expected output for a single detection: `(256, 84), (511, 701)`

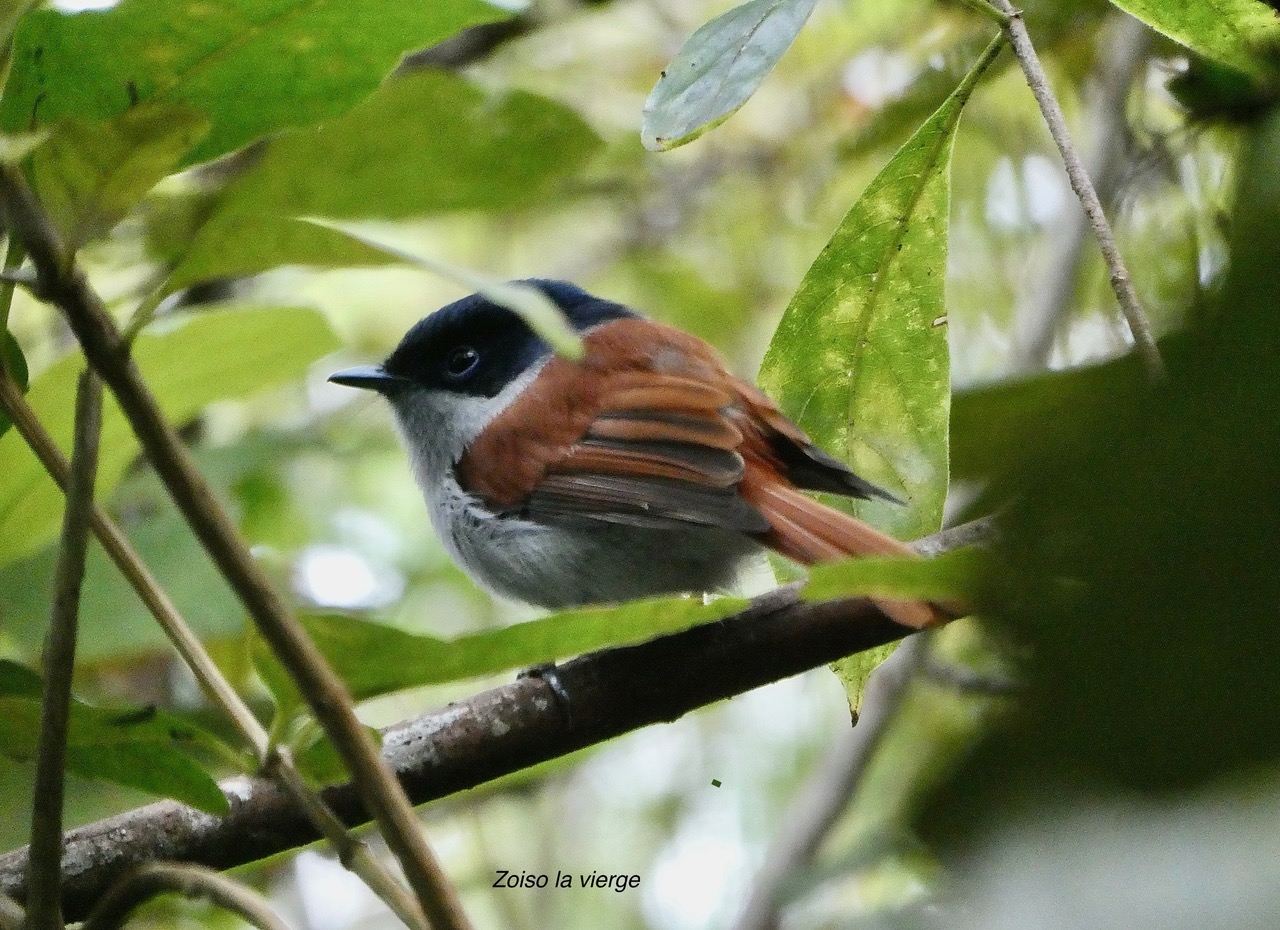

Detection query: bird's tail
(743, 479), (951, 629)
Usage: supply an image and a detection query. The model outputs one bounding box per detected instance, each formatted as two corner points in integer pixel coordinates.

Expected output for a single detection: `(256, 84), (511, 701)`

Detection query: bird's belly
(447, 508), (757, 609)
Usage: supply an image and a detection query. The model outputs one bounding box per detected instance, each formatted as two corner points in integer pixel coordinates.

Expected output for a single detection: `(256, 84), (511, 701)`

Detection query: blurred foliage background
(1, 0), (1277, 927)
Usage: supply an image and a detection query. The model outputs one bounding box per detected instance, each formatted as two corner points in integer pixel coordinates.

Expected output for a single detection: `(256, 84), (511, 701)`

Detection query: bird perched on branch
(330, 279), (944, 628)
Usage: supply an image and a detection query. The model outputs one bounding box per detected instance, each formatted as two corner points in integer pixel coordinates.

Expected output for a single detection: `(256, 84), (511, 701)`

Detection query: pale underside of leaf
(642, 0), (819, 151)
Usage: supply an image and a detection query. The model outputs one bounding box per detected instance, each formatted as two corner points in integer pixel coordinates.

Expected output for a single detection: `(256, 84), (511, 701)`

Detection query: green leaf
(940, 111), (1280, 795)
(31, 103), (210, 250)
(1105, 0), (1280, 80)
(802, 547), (984, 605)
(166, 71), (602, 290)
(259, 595), (750, 707)
(305, 219), (585, 359)
(642, 0), (818, 152)
(1166, 55), (1277, 122)
(757, 36), (1001, 709)
(0, 306), (338, 566)
(0, 327), (28, 439)
(0, 0), (510, 166)
(0, 663), (231, 814)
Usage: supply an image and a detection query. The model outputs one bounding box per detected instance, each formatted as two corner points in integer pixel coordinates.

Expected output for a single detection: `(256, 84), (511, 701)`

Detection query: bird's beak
(328, 365), (401, 392)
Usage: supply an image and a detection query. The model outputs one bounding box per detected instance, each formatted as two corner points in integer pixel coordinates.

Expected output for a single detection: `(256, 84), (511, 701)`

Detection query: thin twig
(1015, 14), (1153, 369)
(25, 371), (103, 930)
(732, 637), (926, 930)
(0, 167), (467, 929)
(81, 862), (290, 930)
(0, 518), (993, 922)
(991, 1), (1165, 379)
(0, 238), (25, 332)
(0, 338), (427, 929)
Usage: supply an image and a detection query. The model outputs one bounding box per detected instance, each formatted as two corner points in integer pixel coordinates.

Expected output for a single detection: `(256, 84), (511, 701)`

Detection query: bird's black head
(352, 279), (637, 398)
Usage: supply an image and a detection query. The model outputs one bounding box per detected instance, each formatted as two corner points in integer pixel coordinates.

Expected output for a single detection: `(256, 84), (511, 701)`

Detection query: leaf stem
(25, 371), (103, 930)
(0, 164), (468, 930)
(81, 862), (289, 930)
(991, 0), (1166, 379)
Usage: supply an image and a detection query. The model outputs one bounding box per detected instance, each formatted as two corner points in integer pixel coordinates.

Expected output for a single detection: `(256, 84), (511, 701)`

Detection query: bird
(329, 279), (945, 629)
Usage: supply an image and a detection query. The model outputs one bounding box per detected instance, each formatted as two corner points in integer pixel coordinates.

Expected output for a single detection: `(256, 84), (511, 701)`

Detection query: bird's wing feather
(729, 381), (902, 503)
(457, 319), (769, 533)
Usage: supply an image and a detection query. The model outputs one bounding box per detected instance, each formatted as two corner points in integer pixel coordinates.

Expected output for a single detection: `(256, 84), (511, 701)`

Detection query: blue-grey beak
(328, 365), (401, 392)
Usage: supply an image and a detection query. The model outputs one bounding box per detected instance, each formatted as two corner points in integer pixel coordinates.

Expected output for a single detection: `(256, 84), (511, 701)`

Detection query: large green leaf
(757, 37), (1001, 708)
(0, 660), (230, 814)
(166, 71), (602, 289)
(31, 102), (210, 250)
(0, 0), (508, 166)
(256, 594), (750, 711)
(1105, 0), (1280, 79)
(0, 306), (337, 566)
(641, 0), (818, 151)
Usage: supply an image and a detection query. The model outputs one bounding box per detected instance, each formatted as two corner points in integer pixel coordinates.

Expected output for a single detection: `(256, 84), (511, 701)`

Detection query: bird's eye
(445, 345), (480, 379)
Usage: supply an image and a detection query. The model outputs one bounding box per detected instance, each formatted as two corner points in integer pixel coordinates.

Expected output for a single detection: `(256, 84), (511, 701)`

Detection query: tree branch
(992, 1), (1165, 379)
(25, 371), (102, 930)
(0, 166), (468, 929)
(81, 863), (289, 930)
(0, 520), (989, 923)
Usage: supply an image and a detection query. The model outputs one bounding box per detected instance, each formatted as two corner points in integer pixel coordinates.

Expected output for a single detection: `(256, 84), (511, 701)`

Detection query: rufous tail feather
(745, 482), (950, 629)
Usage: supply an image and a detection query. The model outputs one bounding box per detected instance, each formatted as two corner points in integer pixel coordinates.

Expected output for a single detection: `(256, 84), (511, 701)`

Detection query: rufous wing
(459, 320), (770, 534)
